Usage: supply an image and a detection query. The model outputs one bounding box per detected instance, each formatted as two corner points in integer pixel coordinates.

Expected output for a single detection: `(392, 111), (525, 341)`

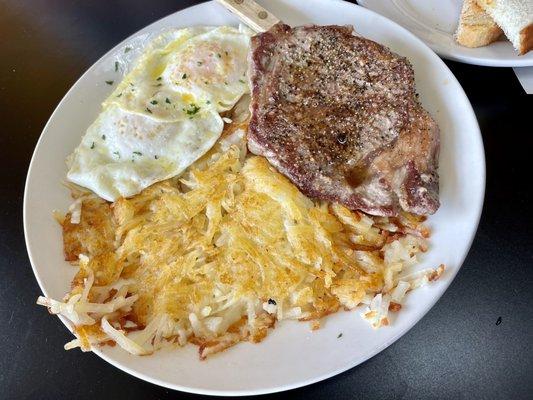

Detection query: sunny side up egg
(67, 26), (252, 202)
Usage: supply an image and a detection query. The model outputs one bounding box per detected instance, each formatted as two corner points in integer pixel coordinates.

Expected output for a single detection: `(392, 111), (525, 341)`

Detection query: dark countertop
(1, 1), (532, 399)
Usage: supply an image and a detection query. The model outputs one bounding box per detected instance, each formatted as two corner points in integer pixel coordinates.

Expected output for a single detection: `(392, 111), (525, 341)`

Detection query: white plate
(24, 0), (485, 396)
(358, 0), (533, 67)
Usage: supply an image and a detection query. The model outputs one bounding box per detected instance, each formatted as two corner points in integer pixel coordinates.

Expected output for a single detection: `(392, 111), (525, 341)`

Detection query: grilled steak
(248, 24), (440, 216)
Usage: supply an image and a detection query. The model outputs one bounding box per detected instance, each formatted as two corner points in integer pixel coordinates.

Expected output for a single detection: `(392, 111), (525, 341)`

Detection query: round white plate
(358, 0), (533, 67)
(24, 0), (485, 396)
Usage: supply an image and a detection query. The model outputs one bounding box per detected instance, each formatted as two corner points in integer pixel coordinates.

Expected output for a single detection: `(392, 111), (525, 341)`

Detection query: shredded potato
(38, 121), (444, 359)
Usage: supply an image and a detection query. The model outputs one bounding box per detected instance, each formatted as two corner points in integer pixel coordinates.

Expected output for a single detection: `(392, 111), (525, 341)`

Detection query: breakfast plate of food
(358, 0), (533, 67)
(24, 0), (485, 395)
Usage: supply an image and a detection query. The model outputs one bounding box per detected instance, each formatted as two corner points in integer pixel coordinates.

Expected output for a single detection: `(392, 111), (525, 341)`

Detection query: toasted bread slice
(455, 0), (503, 48)
(476, 0), (533, 54)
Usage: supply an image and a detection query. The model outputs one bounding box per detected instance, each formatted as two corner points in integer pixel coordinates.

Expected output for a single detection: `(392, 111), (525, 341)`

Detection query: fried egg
(67, 26), (251, 201)
(67, 104), (223, 201)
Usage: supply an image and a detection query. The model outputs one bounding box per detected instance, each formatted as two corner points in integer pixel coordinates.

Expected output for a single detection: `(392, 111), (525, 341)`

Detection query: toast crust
(519, 23), (533, 54)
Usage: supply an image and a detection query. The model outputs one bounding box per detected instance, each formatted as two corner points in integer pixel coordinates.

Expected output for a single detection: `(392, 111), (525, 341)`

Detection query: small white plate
(24, 0), (485, 395)
(358, 0), (533, 67)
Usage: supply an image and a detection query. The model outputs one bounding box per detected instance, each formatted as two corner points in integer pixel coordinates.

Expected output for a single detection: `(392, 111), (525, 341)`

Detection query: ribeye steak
(248, 23), (440, 216)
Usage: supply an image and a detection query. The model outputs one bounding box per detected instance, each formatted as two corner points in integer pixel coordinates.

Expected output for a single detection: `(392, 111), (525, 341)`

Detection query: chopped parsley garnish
(206, 100), (211, 104)
(225, 51), (229, 56)
(185, 104), (201, 116)
(165, 98), (171, 104)
(124, 47), (132, 53)
(101, 134), (106, 140)
(182, 73), (187, 79)
(217, 53), (221, 58)
(114, 61), (119, 72)
(224, 81), (228, 85)
(197, 61), (203, 66)
(116, 93), (122, 97)
(267, 299), (276, 305)
(105, 80), (114, 85)
(150, 100), (158, 105)
(129, 82), (134, 86)
(156, 76), (162, 81)
(113, 151), (120, 158)
(90, 142), (95, 149)
(239, 79), (246, 84)
(146, 108), (152, 114)
(154, 155), (159, 159)
(133, 151), (142, 156)
(204, 81), (209, 85)
(337, 333), (343, 338)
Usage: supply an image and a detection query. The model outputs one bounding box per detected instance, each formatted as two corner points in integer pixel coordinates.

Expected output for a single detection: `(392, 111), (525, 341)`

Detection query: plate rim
(358, 0), (533, 67)
(23, 0), (486, 395)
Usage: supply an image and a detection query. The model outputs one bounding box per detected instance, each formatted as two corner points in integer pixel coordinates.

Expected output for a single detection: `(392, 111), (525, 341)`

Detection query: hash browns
(38, 121), (444, 359)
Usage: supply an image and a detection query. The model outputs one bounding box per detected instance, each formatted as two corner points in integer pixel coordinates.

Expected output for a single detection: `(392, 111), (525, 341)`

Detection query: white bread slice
(456, 0), (503, 47)
(476, 0), (533, 54)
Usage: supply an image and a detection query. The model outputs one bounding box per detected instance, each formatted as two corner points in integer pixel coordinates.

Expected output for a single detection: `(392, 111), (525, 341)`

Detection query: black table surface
(1, 1), (532, 399)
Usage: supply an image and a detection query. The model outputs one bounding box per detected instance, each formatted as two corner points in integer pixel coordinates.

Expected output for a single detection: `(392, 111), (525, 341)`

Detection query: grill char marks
(248, 23), (440, 216)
